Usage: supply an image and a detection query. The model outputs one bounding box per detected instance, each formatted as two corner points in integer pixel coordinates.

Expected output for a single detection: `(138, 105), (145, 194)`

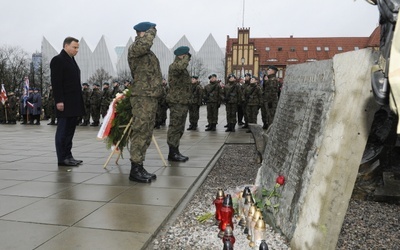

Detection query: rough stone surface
(148, 144), (400, 250)
(256, 49), (379, 249)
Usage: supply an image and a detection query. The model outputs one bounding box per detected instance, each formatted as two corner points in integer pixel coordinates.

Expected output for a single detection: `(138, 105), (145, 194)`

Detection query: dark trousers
(55, 117), (77, 162)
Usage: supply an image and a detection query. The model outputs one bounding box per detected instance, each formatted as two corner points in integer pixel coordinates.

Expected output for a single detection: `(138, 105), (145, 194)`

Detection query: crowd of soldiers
(185, 65), (281, 133)
(0, 66), (280, 129)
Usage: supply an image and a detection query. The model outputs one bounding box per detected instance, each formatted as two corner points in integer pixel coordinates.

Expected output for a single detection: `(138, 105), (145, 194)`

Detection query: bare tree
(0, 45), (30, 93)
(88, 68), (112, 87)
(189, 56), (207, 86)
(117, 70), (133, 83)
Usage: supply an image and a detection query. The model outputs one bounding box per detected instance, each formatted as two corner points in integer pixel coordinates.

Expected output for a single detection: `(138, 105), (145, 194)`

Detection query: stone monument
(255, 48), (379, 249)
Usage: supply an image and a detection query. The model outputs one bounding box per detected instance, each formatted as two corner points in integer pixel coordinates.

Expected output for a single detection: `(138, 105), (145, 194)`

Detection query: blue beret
(268, 65), (278, 71)
(174, 46), (190, 56)
(208, 74), (217, 79)
(133, 22), (156, 32)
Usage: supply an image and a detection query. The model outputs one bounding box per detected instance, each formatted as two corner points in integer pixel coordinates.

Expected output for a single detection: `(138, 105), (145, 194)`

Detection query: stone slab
(255, 48), (378, 249)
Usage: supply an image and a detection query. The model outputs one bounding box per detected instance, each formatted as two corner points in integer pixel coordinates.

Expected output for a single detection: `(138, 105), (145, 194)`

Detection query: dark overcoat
(50, 49), (85, 118)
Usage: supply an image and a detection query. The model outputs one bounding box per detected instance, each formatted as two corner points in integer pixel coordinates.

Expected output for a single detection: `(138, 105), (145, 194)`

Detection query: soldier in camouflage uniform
(154, 78), (167, 129)
(47, 85), (56, 125)
(204, 74), (223, 131)
(187, 76), (203, 131)
(111, 80), (121, 98)
(79, 83), (91, 126)
(5, 92), (17, 124)
(89, 83), (102, 126)
(241, 73), (251, 128)
(237, 77), (245, 126)
(244, 75), (262, 133)
(263, 65), (279, 129)
(100, 82), (112, 119)
(223, 74), (241, 132)
(159, 79), (169, 126)
(166, 46), (192, 162)
(127, 21), (162, 183)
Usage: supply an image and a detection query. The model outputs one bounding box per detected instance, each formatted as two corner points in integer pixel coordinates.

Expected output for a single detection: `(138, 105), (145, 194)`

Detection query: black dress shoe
(68, 157), (83, 165)
(58, 159), (78, 167)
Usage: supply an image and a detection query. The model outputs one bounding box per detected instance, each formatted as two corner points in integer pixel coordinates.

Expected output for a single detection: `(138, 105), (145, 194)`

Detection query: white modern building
(41, 34), (225, 86)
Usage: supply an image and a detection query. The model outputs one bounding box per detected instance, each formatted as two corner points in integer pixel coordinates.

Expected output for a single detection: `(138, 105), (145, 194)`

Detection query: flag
(0, 84), (7, 104)
(26, 101), (34, 108)
(23, 77), (29, 107)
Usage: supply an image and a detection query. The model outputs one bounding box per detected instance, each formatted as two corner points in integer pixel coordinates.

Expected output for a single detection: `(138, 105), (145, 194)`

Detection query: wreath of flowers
(97, 89), (133, 154)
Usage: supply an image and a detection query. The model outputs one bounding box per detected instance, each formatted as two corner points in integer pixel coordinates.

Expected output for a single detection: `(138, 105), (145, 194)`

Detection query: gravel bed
(149, 144), (400, 250)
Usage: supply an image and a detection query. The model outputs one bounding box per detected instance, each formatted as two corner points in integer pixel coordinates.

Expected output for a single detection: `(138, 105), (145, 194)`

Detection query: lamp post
(241, 57), (245, 77)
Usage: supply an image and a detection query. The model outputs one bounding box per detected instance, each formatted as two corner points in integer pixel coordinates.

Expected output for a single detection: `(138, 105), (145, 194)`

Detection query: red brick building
(225, 27), (380, 80)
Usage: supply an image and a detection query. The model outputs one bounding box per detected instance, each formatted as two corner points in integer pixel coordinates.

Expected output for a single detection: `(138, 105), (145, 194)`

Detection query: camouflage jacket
(101, 88), (113, 106)
(89, 88), (102, 107)
(166, 56), (191, 104)
(204, 81), (223, 103)
(263, 75), (279, 103)
(82, 88), (91, 107)
(223, 81), (241, 104)
(244, 83), (262, 106)
(190, 83), (203, 105)
(128, 27), (163, 98)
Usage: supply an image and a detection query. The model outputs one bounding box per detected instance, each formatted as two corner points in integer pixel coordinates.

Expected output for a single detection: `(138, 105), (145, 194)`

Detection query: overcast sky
(1, 0), (379, 54)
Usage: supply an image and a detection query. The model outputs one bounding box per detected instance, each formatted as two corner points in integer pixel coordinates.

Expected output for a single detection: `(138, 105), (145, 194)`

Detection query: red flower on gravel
(276, 175), (285, 186)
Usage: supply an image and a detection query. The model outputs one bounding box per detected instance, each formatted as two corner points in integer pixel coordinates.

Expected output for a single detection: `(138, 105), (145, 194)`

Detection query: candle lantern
(253, 217), (267, 249)
(218, 194), (234, 238)
(240, 193), (254, 228)
(222, 224), (235, 246)
(249, 209), (262, 247)
(214, 189), (225, 223)
(258, 239), (269, 250)
(223, 239), (234, 250)
(245, 204), (256, 236)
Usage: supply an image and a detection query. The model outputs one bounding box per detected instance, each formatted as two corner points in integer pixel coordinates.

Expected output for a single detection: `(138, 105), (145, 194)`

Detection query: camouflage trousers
(167, 103), (188, 147)
(188, 104), (200, 124)
(246, 105), (259, 124)
(101, 104), (109, 118)
(129, 96), (158, 163)
(156, 103), (167, 124)
(265, 101), (277, 125)
(206, 102), (219, 124)
(225, 103), (237, 124)
(82, 106), (90, 123)
(90, 105), (100, 123)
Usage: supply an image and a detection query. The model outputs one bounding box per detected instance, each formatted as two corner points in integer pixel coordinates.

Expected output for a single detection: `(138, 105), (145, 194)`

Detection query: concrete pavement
(0, 106), (257, 250)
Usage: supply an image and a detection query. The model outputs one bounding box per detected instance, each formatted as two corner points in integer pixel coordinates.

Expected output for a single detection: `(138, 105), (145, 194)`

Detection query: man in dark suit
(50, 37), (85, 167)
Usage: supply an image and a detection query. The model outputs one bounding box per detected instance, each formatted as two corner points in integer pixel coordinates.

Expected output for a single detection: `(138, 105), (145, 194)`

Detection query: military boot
(225, 123), (232, 132)
(138, 163), (157, 179)
(129, 162), (152, 183)
(262, 123), (268, 129)
(230, 123), (236, 132)
(205, 124), (213, 131)
(192, 123), (198, 130)
(210, 123), (216, 131)
(186, 124), (193, 130)
(168, 146), (188, 162)
(176, 146), (189, 161)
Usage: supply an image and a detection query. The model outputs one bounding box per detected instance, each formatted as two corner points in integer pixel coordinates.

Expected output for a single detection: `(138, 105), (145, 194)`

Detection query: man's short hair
(63, 37), (79, 47)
